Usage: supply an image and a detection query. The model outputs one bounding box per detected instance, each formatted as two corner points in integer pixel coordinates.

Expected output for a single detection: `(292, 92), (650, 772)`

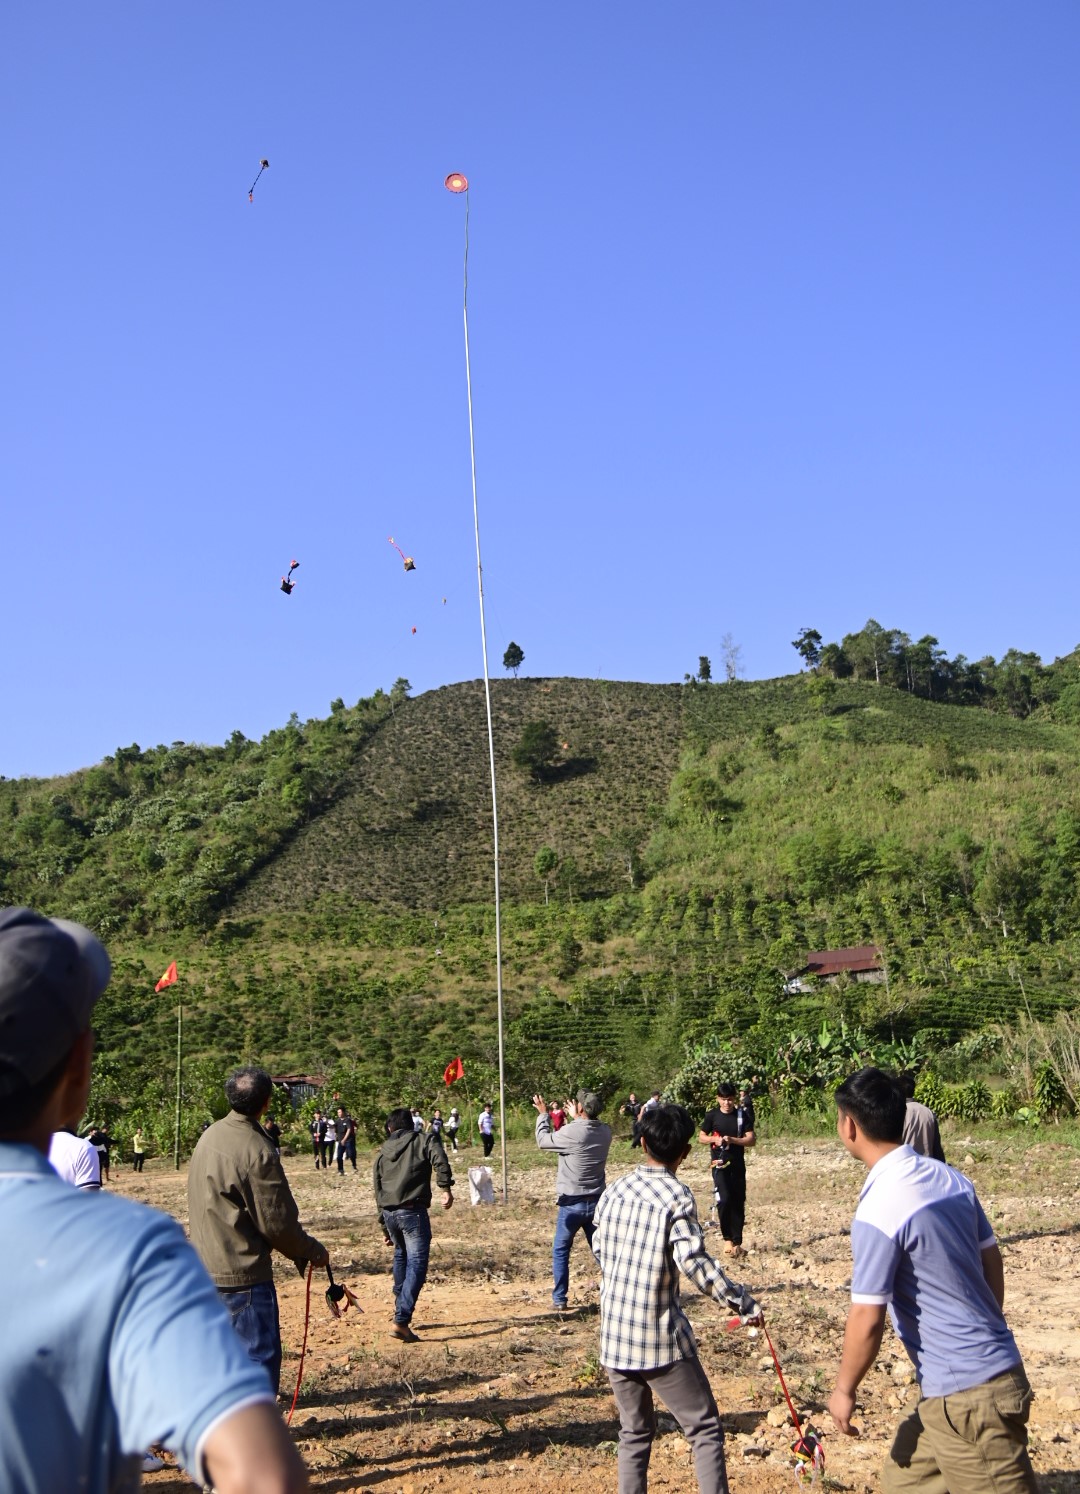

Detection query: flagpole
(447, 173), (508, 1203)
(173, 1001), (182, 1171)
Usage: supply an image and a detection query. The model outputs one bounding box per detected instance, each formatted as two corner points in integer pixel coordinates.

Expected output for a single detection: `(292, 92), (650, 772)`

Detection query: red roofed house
(801, 946), (884, 985)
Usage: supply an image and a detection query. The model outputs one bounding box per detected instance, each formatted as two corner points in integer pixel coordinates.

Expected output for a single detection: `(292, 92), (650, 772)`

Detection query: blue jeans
(552, 1197), (598, 1306)
(218, 1281), (280, 1395)
(383, 1206), (432, 1324)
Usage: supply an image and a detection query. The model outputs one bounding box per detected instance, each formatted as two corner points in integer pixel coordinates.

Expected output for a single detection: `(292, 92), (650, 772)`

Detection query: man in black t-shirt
(698, 1083), (755, 1257)
(619, 1092), (642, 1146)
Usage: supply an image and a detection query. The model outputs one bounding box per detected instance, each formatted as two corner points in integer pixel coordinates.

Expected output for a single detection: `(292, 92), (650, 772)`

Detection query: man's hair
(638, 1103), (694, 1164)
(0, 1043), (77, 1133)
(835, 1067), (906, 1142)
(386, 1106), (413, 1135)
(225, 1066), (273, 1116)
(716, 1082), (737, 1099)
(896, 1071), (917, 1100)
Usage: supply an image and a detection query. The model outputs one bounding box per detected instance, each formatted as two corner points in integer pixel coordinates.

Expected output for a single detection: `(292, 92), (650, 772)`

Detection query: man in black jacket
(374, 1107), (454, 1342)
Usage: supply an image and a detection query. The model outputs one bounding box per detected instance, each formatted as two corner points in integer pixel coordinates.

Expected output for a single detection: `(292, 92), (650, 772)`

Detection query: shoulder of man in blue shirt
(0, 1142), (272, 1491)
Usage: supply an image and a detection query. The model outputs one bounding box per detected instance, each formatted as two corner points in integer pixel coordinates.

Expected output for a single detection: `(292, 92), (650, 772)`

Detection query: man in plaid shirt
(592, 1102), (760, 1494)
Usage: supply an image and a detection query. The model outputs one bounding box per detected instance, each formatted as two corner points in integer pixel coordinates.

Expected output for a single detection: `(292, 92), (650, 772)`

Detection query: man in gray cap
(533, 1087), (612, 1310)
(0, 907), (308, 1494)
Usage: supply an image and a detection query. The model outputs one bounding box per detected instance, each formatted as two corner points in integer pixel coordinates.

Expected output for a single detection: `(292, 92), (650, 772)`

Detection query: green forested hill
(3, 673), (1079, 1144)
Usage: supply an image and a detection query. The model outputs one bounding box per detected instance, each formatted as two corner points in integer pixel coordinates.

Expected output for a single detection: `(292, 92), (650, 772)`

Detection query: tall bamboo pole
(447, 173), (508, 1202)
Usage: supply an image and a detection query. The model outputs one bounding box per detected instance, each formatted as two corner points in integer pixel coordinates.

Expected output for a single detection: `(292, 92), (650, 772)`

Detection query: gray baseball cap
(579, 1090), (603, 1118)
(0, 908), (111, 1096)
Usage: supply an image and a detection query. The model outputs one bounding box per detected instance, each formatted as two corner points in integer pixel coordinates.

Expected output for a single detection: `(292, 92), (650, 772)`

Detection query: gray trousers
(607, 1355), (729, 1494)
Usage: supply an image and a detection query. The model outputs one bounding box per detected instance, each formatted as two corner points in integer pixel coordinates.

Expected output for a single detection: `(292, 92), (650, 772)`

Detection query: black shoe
(391, 1322), (420, 1343)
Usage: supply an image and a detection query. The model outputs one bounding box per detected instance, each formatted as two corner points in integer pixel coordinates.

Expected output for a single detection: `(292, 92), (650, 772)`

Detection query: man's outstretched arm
(828, 1302), (888, 1434)
(202, 1403), (308, 1494)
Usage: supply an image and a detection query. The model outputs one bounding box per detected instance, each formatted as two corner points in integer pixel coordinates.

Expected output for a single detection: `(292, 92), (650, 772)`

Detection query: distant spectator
(310, 1109), (327, 1168)
(87, 1122), (112, 1183)
(445, 1107), (461, 1151)
(323, 1114), (337, 1167)
(131, 1126), (146, 1171)
(620, 1091), (642, 1146)
(411, 1108), (425, 1133)
(429, 1107), (444, 1139)
(549, 1100), (566, 1131)
(898, 1072), (946, 1162)
(478, 1102), (495, 1157)
(335, 1106), (357, 1172)
(263, 1114), (282, 1155)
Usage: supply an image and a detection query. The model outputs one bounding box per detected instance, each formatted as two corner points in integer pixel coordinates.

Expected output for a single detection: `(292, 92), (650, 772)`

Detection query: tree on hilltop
(503, 642), (525, 678)
(792, 628), (823, 672)
(698, 656), (712, 683)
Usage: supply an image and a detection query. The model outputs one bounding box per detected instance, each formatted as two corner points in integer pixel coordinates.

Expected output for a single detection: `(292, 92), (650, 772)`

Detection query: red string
(762, 1320), (805, 1441)
(286, 1262), (314, 1426)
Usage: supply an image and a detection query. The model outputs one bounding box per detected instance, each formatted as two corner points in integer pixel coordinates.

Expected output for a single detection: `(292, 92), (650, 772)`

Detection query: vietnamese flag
(155, 960), (178, 993)
(443, 1056), (464, 1086)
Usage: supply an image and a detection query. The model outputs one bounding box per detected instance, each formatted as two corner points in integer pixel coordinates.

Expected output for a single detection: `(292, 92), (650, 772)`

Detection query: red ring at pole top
(444, 172), (469, 193)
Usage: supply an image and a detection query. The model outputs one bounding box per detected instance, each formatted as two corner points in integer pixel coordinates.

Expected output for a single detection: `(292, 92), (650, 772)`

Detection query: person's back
(853, 1145), (1017, 1393)
(0, 907), (306, 1494)
(536, 1107), (612, 1197)
(48, 1126), (101, 1188)
(374, 1109), (454, 1341)
(902, 1097), (946, 1162)
(591, 1103), (757, 1493)
(1, 1153), (273, 1491)
(374, 1125), (451, 1211)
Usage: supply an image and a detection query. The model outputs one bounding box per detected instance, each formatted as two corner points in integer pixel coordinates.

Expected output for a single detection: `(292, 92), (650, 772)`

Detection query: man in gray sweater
(533, 1089), (612, 1310)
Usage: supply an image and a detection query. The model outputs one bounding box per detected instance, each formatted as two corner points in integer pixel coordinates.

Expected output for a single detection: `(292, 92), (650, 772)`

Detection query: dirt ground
(118, 1132), (1080, 1493)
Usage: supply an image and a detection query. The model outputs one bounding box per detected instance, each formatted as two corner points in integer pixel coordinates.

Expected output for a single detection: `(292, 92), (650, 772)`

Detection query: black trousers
(712, 1164), (746, 1246)
(481, 1132), (495, 1157)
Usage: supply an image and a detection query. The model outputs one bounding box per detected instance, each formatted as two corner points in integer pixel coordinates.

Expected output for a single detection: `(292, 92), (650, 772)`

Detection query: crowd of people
(0, 903), (1038, 1494)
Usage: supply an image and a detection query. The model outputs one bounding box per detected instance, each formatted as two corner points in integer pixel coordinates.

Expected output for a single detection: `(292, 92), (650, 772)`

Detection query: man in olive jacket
(188, 1067), (328, 1393)
(374, 1106), (454, 1343)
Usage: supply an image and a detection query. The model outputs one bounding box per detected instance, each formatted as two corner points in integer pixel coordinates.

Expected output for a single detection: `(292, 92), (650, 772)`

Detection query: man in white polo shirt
(827, 1066), (1035, 1494)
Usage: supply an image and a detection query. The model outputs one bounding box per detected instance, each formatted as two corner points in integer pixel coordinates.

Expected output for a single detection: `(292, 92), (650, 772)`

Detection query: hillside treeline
(798, 620), (1080, 720)
(0, 684), (406, 934)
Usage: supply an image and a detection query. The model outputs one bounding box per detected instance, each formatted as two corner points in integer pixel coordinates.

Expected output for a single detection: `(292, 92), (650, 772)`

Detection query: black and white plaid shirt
(593, 1163), (744, 1371)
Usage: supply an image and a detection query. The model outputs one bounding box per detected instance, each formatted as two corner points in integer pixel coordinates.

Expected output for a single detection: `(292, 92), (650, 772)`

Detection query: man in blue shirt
(0, 906), (309, 1494)
(827, 1066), (1035, 1494)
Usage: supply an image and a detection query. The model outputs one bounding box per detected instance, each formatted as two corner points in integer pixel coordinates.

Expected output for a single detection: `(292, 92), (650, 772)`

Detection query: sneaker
(391, 1322), (419, 1343)
(141, 1454), (165, 1473)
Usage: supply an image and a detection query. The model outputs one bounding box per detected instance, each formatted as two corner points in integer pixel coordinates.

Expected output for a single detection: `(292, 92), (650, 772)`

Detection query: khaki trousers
(883, 1365), (1037, 1494)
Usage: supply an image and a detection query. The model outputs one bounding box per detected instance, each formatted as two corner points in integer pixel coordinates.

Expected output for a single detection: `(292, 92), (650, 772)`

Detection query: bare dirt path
(117, 1134), (1080, 1493)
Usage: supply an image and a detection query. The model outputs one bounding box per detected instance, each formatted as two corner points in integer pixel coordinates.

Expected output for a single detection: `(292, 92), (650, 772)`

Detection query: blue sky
(3, 3), (1078, 777)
